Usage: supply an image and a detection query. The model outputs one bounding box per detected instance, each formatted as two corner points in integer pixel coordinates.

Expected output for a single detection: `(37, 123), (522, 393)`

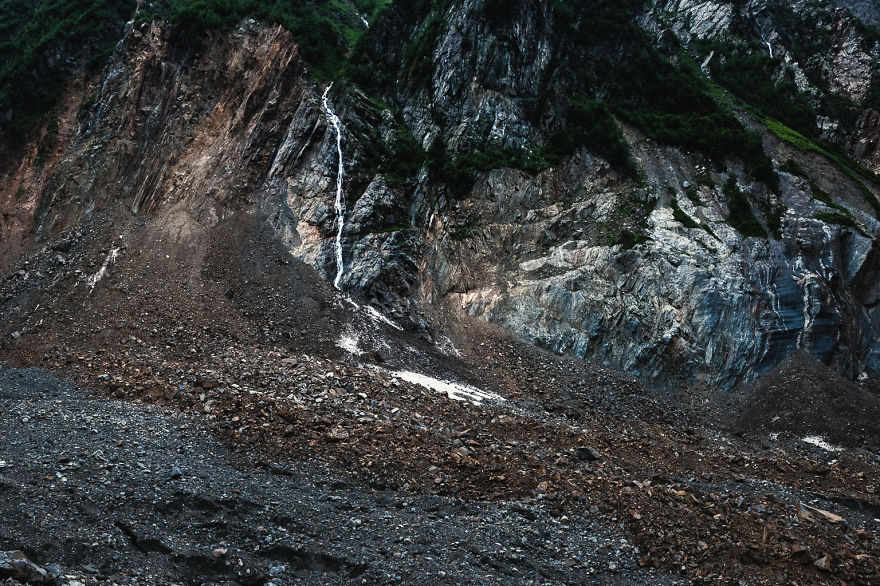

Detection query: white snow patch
(801, 435), (843, 452)
(392, 371), (503, 404)
(87, 248), (120, 292)
(337, 333), (361, 355)
(364, 305), (402, 330)
(337, 294), (402, 330)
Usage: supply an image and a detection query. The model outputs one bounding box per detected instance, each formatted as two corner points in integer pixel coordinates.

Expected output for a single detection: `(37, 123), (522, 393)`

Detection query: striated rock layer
(11, 3), (880, 391)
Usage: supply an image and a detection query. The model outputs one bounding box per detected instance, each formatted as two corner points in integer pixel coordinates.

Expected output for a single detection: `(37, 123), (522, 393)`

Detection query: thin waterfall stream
(321, 83), (345, 290)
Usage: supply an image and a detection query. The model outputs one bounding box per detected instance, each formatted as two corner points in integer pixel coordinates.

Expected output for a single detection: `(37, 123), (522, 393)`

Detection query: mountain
(1, 1), (879, 584)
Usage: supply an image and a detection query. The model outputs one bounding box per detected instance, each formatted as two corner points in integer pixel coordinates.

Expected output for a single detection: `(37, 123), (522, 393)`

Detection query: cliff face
(36, 21), (308, 235)
(5, 0), (880, 390)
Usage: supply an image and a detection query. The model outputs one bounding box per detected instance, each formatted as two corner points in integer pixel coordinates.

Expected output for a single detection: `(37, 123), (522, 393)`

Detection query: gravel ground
(0, 364), (683, 585)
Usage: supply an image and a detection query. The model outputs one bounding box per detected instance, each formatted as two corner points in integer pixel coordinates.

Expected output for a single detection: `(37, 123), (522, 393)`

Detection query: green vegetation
(684, 186), (700, 206)
(428, 141), (549, 199)
(346, 0), (443, 92)
(723, 176), (765, 238)
(764, 117), (880, 215)
(425, 97), (636, 199)
(544, 98), (636, 175)
(0, 0), (136, 135)
(14, 186), (26, 200)
(780, 159), (864, 228)
(609, 49), (777, 190)
(0, 0), (393, 135)
(449, 218), (480, 241)
(595, 192), (657, 249)
(357, 125), (425, 186)
(670, 199), (700, 229)
(696, 41), (816, 137)
(814, 210), (864, 234)
(402, 8), (445, 87)
(166, 0), (390, 79)
(779, 158), (806, 178)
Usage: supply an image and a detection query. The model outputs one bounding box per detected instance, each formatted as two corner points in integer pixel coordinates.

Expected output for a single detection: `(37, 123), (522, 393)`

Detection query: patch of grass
(765, 117), (880, 215)
(670, 199), (700, 229)
(14, 186), (26, 200)
(814, 211), (866, 235)
(723, 176), (765, 238)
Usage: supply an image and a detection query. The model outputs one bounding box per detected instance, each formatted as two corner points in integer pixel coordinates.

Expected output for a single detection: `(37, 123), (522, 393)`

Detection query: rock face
(36, 21), (309, 238)
(0, 551), (50, 583)
(13, 1), (880, 390)
(856, 109), (880, 174)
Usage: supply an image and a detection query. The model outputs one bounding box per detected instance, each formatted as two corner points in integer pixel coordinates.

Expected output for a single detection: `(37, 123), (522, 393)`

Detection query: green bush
(168, 0), (390, 79)
(723, 176), (765, 238)
(765, 117), (880, 215)
(357, 125), (426, 186)
(701, 43), (817, 138)
(670, 199), (700, 229)
(684, 186), (700, 205)
(429, 144), (549, 199)
(544, 97), (636, 174)
(0, 0), (136, 135)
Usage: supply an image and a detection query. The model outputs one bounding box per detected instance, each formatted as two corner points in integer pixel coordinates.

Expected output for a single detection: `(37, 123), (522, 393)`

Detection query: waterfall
(321, 83), (345, 290)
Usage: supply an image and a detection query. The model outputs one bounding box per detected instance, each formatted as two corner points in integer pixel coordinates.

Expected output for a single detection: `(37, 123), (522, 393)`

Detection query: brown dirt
(1, 205), (878, 584)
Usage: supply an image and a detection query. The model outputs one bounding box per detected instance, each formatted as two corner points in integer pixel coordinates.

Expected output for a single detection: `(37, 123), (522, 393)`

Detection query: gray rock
(575, 446), (601, 462)
(0, 550), (51, 583)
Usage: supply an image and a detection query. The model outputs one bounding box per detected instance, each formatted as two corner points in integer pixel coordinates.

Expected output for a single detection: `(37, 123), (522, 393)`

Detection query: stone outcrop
(11, 1), (880, 390)
(856, 109), (880, 174)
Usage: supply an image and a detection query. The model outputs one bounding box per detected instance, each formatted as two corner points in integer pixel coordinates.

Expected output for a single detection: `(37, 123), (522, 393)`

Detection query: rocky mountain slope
(2, 1), (880, 584)
(2, 1), (880, 389)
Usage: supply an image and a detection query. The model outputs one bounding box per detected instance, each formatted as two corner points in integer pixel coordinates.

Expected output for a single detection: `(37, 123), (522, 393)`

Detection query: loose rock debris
(0, 214), (878, 584)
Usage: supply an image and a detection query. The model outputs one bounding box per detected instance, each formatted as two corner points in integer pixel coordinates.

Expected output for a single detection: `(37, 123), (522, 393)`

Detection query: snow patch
(801, 435), (843, 452)
(392, 371), (503, 404)
(87, 248), (120, 292)
(364, 305), (402, 330)
(337, 333), (361, 355)
(338, 294), (402, 330)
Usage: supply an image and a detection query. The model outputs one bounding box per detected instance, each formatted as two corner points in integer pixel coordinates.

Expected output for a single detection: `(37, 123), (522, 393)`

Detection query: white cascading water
(321, 83), (346, 290)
